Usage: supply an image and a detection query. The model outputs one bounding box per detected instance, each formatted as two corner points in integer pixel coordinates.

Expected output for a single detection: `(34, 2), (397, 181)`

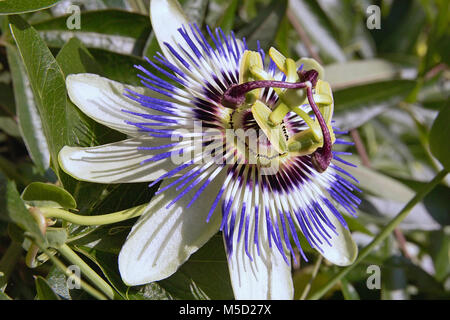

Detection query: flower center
(229, 108), (289, 164)
(221, 49), (335, 172)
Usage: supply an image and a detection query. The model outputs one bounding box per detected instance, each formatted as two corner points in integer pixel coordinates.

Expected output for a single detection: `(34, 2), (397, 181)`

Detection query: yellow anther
(239, 50), (264, 105)
(251, 100), (287, 154)
(314, 80), (334, 124)
(268, 47), (286, 73)
(297, 57), (325, 80)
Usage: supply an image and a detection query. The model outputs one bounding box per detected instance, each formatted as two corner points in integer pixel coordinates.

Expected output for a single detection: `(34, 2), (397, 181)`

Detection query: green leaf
(45, 266), (71, 300)
(88, 48), (147, 86)
(9, 16), (118, 213)
(55, 37), (103, 76)
(9, 15), (67, 178)
(21, 182), (76, 209)
(6, 39), (50, 172)
(0, 0), (60, 15)
(0, 173), (45, 244)
(33, 10), (151, 55)
(237, 0), (288, 51)
(89, 182), (157, 215)
(55, 38), (125, 147)
(158, 234), (234, 300)
(45, 228), (68, 248)
(324, 59), (406, 90)
(333, 80), (417, 130)
(429, 106), (450, 171)
(35, 276), (60, 300)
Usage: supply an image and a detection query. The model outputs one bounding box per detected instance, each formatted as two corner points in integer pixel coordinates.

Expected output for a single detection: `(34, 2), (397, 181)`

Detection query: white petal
(118, 171), (225, 285)
(66, 73), (159, 136)
(227, 225), (294, 300)
(58, 137), (179, 183)
(150, 0), (189, 64)
(316, 205), (358, 266)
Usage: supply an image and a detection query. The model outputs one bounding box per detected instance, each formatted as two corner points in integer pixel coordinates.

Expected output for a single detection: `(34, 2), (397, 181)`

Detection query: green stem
(40, 203), (147, 226)
(33, 241), (108, 300)
(299, 255), (323, 300)
(58, 244), (116, 300)
(309, 169), (448, 300)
